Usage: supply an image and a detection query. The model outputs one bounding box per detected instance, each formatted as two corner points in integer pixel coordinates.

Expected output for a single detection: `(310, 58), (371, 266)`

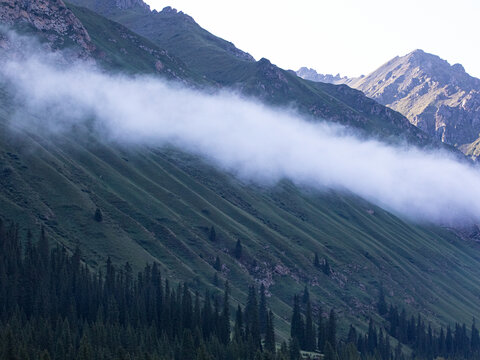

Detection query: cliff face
(345, 50), (480, 146)
(0, 0), (94, 54)
(298, 51), (480, 148)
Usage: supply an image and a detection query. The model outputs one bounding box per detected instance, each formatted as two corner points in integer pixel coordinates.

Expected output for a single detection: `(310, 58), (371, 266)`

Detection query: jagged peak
(114, 0), (150, 11)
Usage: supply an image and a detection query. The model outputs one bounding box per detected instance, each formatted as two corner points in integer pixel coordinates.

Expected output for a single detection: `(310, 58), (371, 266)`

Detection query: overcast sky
(144, 0), (480, 78)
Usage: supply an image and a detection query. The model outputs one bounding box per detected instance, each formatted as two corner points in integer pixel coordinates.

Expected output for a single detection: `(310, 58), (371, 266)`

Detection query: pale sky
(144, 0), (480, 79)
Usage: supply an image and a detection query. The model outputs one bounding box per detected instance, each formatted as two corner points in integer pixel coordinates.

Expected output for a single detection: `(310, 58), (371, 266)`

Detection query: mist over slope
(2, 43), (480, 225)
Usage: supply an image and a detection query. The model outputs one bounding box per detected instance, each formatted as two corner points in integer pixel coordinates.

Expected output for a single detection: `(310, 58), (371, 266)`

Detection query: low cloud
(1, 37), (479, 225)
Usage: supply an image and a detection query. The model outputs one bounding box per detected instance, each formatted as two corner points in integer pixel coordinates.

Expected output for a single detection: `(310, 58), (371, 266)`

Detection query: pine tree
(323, 258), (331, 276)
(314, 252), (320, 268)
(302, 285), (310, 304)
(213, 256), (221, 271)
(220, 281), (231, 344)
(245, 285), (261, 350)
(305, 299), (316, 351)
(318, 309), (326, 351)
(324, 341), (338, 360)
(38, 226), (49, 266)
(234, 305), (244, 342)
(265, 310), (276, 354)
(234, 239), (243, 259)
(290, 295), (305, 348)
(209, 226), (216, 242)
(259, 283), (268, 335)
(289, 337), (301, 360)
(327, 309), (337, 350)
(94, 207), (103, 222)
(377, 285), (387, 316)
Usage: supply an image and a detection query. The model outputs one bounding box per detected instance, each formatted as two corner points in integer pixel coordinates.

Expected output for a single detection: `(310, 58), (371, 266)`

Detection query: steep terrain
(298, 50), (480, 150)
(0, 0), (94, 55)
(1, 0), (480, 341)
(66, 0), (437, 147)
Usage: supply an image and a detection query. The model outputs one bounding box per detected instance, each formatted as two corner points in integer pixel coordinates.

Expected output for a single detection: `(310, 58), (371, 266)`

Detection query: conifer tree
(318, 309), (326, 351)
(290, 295), (305, 348)
(245, 285), (261, 350)
(304, 299), (316, 351)
(302, 285), (310, 304)
(327, 309), (337, 350)
(234, 239), (243, 259)
(220, 281), (231, 345)
(209, 226), (216, 242)
(324, 341), (337, 360)
(314, 252), (320, 268)
(265, 310), (276, 354)
(288, 337), (301, 360)
(323, 258), (331, 276)
(377, 285), (387, 316)
(213, 256), (221, 271)
(259, 283), (268, 335)
(94, 208), (103, 222)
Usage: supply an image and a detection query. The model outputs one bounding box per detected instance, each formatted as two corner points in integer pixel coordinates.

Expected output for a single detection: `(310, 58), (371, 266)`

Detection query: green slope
(1, 0), (480, 341)
(1, 92), (480, 338)
(66, 1), (438, 147)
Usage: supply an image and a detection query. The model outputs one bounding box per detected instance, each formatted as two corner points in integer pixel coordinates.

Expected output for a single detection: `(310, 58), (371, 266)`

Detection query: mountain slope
(66, 0), (440, 148)
(1, 0), (480, 341)
(298, 50), (480, 149)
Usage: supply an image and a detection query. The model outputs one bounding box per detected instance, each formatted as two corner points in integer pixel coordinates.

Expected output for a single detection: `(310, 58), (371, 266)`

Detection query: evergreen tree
(209, 226), (216, 242)
(377, 285), (387, 316)
(259, 283), (268, 335)
(234, 239), (243, 259)
(318, 309), (326, 351)
(327, 309), (337, 350)
(288, 337), (301, 360)
(304, 299), (316, 351)
(234, 305), (244, 342)
(324, 341), (338, 360)
(314, 252), (320, 268)
(265, 310), (276, 354)
(245, 285), (261, 350)
(323, 258), (331, 276)
(213, 256), (221, 271)
(290, 295), (305, 348)
(302, 285), (310, 304)
(94, 207), (103, 222)
(220, 281), (231, 345)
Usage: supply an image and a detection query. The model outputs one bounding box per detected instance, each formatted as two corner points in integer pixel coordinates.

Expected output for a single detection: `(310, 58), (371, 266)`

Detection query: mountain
(1, 0), (480, 345)
(65, 0), (443, 147)
(297, 67), (349, 84)
(298, 50), (480, 151)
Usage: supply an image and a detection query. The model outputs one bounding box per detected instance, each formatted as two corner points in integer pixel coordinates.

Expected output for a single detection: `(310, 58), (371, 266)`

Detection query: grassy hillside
(1, 89), (480, 340)
(66, 1), (441, 149)
(1, 0), (480, 343)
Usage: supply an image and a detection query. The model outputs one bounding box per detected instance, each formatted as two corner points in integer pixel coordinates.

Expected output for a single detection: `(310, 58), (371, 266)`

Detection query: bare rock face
(0, 0), (94, 55)
(115, 0), (149, 11)
(297, 50), (480, 150)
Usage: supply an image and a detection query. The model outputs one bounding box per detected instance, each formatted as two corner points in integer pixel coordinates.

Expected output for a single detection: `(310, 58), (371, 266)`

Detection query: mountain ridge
(298, 50), (480, 150)
(1, 0), (480, 342)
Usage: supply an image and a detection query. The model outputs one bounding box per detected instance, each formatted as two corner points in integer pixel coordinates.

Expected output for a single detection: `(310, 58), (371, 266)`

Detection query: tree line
(0, 220), (478, 359)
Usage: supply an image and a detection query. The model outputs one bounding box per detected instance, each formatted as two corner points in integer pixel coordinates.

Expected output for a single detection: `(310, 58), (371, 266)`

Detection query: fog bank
(1, 48), (479, 225)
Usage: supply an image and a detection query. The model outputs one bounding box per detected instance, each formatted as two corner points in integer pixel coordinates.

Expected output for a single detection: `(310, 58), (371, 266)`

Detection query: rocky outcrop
(298, 50), (480, 149)
(297, 67), (349, 84)
(0, 0), (94, 55)
(115, 0), (149, 10)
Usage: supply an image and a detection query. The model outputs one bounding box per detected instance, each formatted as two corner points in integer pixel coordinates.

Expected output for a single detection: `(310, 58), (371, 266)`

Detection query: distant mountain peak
(114, 0), (150, 11)
(296, 67), (349, 84)
(298, 50), (480, 150)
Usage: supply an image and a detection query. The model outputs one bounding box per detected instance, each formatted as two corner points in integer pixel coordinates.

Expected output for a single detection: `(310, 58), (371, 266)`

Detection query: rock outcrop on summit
(0, 0), (94, 54)
(298, 50), (480, 151)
